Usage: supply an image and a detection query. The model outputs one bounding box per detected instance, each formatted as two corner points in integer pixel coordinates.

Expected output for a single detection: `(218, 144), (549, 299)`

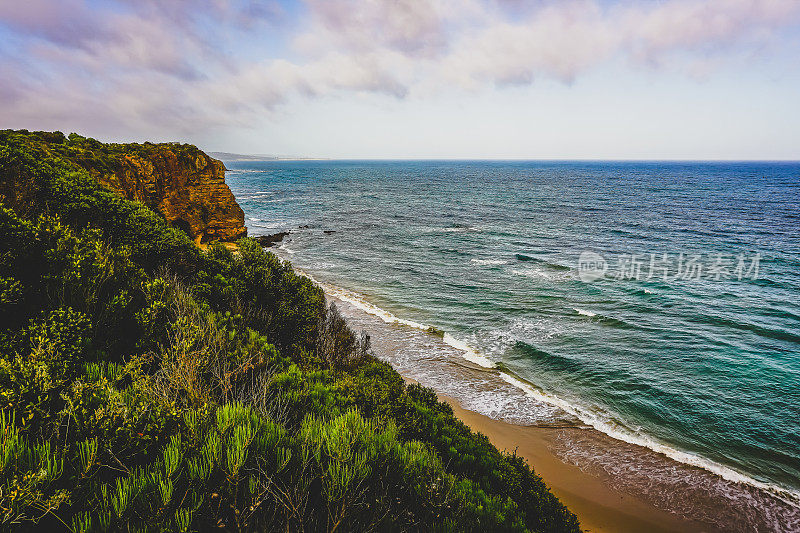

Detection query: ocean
(225, 160), (800, 531)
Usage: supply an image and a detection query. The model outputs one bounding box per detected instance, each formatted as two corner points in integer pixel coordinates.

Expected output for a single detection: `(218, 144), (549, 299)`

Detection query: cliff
(0, 128), (581, 533)
(0, 130), (246, 244)
(99, 146), (246, 245)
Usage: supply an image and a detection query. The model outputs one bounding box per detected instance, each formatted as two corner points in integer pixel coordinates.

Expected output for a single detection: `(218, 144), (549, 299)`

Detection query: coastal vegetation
(0, 129), (579, 532)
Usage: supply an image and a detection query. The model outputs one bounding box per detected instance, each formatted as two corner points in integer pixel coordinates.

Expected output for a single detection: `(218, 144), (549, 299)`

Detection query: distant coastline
(209, 151), (329, 162)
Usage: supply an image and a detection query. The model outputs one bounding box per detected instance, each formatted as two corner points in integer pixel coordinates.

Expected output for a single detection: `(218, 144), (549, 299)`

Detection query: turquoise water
(226, 160), (800, 527)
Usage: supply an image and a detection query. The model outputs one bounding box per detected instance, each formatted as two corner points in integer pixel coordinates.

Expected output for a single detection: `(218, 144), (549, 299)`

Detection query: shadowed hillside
(0, 130), (579, 532)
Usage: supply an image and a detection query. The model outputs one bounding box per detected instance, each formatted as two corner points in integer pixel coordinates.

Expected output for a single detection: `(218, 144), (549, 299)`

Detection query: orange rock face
(100, 146), (247, 244)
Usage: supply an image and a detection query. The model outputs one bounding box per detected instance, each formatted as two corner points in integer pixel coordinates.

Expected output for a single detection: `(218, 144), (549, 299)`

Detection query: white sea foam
(574, 308), (597, 317)
(297, 270), (497, 369)
(511, 267), (574, 282)
(323, 287), (496, 370)
(307, 277), (429, 331)
(441, 226), (482, 233)
(471, 259), (507, 265)
(419, 226), (483, 234)
(442, 333), (495, 368)
(511, 268), (547, 279)
(289, 263), (800, 509)
(277, 243), (295, 254)
(497, 373), (800, 508)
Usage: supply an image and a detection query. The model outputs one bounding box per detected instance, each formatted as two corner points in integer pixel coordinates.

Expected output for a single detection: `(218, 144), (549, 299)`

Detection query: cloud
(431, 0), (800, 87)
(0, 0), (110, 49)
(1, 0), (798, 139)
(299, 0), (451, 56)
(628, 0), (800, 54)
(440, 2), (622, 86)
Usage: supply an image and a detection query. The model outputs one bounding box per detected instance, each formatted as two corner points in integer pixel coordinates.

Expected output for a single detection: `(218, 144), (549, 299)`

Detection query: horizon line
(215, 156), (800, 163)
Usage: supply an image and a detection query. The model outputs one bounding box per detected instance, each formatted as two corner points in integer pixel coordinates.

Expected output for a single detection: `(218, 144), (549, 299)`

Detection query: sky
(1, 0), (800, 159)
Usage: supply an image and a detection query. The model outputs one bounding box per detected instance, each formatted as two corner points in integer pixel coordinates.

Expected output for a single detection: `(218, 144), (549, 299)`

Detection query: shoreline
(439, 392), (703, 533)
(319, 284), (707, 531)
(394, 370), (703, 532)
(276, 257), (798, 532)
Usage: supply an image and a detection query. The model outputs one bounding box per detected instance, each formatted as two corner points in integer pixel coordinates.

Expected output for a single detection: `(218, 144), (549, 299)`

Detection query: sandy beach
(285, 257), (800, 533)
(322, 289), (736, 532)
(440, 394), (704, 533)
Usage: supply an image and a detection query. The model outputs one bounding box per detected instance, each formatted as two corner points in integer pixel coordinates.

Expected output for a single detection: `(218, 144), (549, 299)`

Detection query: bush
(0, 130), (580, 532)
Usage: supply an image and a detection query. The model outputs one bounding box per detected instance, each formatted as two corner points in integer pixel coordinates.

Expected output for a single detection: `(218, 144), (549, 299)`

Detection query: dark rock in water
(255, 231), (290, 247)
(515, 253), (535, 262)
(323, 230), (336, 234)
(299, 224), (310, 229)
(425, 325), (445, 338)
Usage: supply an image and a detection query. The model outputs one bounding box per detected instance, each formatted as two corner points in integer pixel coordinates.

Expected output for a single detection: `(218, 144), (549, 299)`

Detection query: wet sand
(318, 283), (796, 532)
(440, 393), (705, 532)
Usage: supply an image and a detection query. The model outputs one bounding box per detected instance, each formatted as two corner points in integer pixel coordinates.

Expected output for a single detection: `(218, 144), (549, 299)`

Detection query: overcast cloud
(1, 0), (799, 156)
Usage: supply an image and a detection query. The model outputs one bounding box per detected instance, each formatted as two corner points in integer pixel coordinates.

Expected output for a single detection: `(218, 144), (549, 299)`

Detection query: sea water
(226, 160), (800, 531)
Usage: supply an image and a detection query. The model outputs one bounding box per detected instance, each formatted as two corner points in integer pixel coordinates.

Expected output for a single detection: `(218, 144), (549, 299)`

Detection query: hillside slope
(0, 130), (579, 532)
(0, 130), (245, 245)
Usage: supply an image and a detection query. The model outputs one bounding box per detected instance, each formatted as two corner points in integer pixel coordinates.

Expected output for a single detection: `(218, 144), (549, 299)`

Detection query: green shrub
(0, 130), (580, 532)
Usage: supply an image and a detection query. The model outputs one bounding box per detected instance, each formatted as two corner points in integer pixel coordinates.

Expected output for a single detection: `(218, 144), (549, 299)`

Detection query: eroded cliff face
(99, 147), (246, 244)
(0, 131), (247, 245)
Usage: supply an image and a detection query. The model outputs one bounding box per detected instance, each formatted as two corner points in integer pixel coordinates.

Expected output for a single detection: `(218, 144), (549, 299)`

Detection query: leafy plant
(0, 129), (580, 532)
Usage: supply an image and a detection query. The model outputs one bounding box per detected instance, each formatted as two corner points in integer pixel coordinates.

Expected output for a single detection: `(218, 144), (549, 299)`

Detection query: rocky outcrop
(0, 131), (246, 245)
(254, 231), (290, 247)
(99, 146), (246, 244)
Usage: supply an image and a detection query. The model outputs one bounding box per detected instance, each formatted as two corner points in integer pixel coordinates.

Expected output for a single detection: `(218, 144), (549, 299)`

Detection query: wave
(441, 225), (482, 233)
(421, 225), (483, 234)
(287, 266), (800, 511)
(750, 277), (796, 291)
(311, 280), (429, 330)
(512, 342), (584, 373)
(293, 271), (498, 370)
(514, 253), (571, 270)
(471, 258), (507, 266)
(239, 195), (299, 203)
(699, 313), (800, 344)
(496, 372), (800, 509)
(442, 333), (495, 368)
(277, 242), (295, 254)
(511, 267), (575, 282)
(567, 309), (637, 330)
